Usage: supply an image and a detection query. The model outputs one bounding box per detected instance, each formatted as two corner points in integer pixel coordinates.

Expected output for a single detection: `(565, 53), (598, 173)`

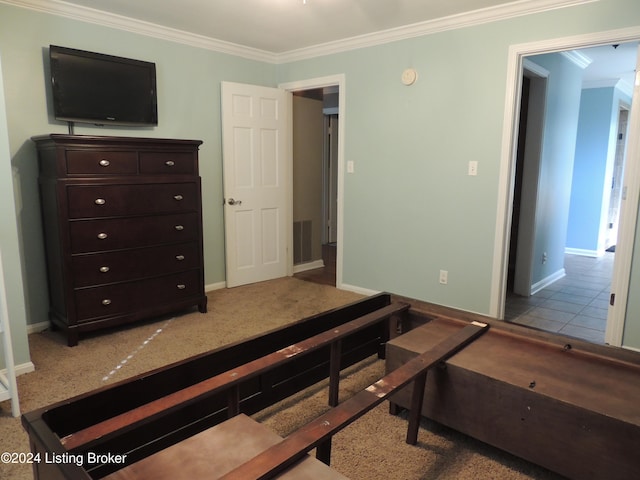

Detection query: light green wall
(625, 199), (640, 347)
(0, 3), (276, 367)
(0, 52), (30, 370)
(280, 34), (508, 312)
(276, 0), (640, 319)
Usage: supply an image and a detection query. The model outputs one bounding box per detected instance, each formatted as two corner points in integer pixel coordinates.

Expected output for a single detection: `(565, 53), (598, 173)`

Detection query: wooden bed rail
(61, 302), (410, 452)
(219, 321), (489, 480)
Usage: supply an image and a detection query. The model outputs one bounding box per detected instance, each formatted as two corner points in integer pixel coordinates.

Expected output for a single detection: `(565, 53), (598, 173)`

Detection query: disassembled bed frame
(23, 294), (409, 479)
(22, 292), (640, 479)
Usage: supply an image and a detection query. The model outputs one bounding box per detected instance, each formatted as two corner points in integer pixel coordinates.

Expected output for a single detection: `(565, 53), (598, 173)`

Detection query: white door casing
(221, 81), (292, 288)
(280, 74), (347, 290)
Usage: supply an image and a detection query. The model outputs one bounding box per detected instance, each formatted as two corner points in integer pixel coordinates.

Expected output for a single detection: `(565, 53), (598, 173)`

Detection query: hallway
(293, 244), (336, 287)
(505, 253), (613, 344)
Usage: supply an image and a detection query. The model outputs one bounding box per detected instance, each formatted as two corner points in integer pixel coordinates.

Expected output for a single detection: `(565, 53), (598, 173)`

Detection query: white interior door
(606, 48), (640, 347)
(221, 81), (291, 288)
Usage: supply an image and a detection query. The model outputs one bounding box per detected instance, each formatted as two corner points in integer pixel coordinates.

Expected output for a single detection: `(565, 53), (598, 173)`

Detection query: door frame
(511, 59), (549, 297)
(323, 113), (339, 245)
(279, 74), (346, 289)
(491, 27), (640, 348)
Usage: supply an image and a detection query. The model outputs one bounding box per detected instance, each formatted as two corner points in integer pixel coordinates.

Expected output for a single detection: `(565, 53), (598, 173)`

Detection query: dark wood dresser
(33, 135), (207, 346)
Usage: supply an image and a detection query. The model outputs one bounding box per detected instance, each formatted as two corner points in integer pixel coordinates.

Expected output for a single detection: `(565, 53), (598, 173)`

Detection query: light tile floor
(505, 253), (614, 344)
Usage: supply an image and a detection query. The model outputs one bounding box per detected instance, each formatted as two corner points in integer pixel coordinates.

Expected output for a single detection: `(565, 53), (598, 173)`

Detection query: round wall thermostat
(401, 68), (418, 85)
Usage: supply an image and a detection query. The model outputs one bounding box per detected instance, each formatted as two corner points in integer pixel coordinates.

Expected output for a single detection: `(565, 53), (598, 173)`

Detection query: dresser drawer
(74, 270), (201, 322)
(66, 150), (138, 174)
(67, 183), (199, 218)
(69, 213), (199, 254)
(139, 152), (195, 174)
(72, 242), (200, 287)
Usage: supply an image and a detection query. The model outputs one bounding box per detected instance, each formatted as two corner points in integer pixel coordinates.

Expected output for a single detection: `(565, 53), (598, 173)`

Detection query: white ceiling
(579, 42), (638, 89)
(43, 0), (527, 54)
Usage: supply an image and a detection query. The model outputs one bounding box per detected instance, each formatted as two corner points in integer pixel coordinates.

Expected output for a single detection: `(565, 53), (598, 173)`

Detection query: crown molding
(0, 0), (278, 63)
(1, 0), (599, 64)
(523, 58), (551, 77)
(561, 49), (593, 68)
(277, 0), (600, 63)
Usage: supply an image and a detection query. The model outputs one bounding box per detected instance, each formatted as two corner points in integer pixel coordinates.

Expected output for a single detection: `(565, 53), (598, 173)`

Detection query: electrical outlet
(468, 161), (478, 176)
(439, 270), (448, 285)
(542, 252), (548, 264)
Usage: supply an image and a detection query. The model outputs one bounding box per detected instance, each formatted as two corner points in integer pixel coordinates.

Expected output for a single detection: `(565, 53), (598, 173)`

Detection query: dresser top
(31, 134), (203, 148)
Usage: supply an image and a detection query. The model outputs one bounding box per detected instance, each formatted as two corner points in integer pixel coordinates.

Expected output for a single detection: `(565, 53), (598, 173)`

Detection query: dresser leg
(67, 330), (79, 347)
(198, 298), (208, 314)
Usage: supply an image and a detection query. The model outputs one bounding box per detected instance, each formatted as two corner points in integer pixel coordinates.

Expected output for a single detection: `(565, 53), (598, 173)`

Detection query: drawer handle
(174, 225), (184, 231)
(165, 160), (175, 167)
(176, 255), (185, 261)
(97, 233), (108, 240)
(174, 194), (184, 201)
(177, 284), (186, 290)
(102, 299), (112, 306)
(95, 198), (106, 205)
(99, 160), (110, 167)
(99, 266), (110, 273)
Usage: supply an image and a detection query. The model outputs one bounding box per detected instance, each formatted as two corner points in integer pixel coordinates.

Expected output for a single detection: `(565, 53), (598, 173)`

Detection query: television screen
(50, 45), (158, 126)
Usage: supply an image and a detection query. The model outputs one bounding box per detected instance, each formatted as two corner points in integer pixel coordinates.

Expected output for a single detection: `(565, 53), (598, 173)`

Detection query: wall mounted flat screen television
(50, 45), (158, 127)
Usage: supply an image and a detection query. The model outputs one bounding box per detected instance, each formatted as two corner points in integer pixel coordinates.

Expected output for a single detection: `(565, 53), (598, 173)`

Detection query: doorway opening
(503, 42), (637, 345)
(289, 85), (340, 287)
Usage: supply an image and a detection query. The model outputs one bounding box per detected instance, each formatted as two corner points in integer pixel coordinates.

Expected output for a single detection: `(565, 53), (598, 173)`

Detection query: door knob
(227, 198), (242, 206)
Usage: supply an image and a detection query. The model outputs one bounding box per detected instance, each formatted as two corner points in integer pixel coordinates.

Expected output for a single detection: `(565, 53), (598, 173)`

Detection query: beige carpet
(0, 278), (563, 479)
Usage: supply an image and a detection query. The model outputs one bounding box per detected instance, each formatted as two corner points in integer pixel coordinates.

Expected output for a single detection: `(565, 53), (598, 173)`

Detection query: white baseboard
(622, 344), (640, 353)
(2, 361), (35, 378)
(531, 268), (566, 295)
(26, 321), (50, 334)
(339, 283), (381, 297)
(205, 281), (226, 292)
(565, 247), (600, 257)
(293, 260), (324, 274)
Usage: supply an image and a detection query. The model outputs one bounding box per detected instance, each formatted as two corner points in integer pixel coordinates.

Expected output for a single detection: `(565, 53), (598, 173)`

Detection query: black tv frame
(49, 45), (158, 130)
